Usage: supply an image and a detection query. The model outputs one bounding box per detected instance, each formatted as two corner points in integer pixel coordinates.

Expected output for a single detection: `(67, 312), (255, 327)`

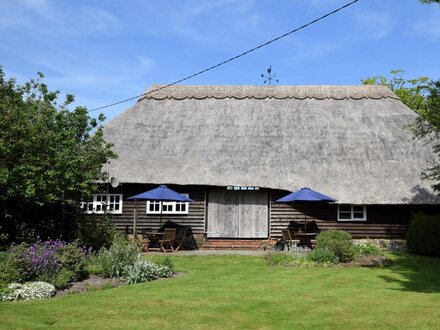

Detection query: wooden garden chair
(282, 229), (300, 250)
(159, 228), (177, 253)
(136, 234), (151, 252)
(173, 227), (188, 252)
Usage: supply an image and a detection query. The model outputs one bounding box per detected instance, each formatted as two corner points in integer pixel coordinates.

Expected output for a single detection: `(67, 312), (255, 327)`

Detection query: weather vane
(261, 66), (279, 85)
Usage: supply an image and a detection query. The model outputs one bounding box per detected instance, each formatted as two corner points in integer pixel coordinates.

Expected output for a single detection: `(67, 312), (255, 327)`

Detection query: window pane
(115, 195), (120, 202)
(176, 203), (181, 212)
(353, 212), (364, 219)
(181, 203), (186, 212)
(115, 204), (119, 211)
(339, 205), (351, 212)
(339, 213), (351, 220)
(353, 206), (364, 212)
(110, 195), (115, 203)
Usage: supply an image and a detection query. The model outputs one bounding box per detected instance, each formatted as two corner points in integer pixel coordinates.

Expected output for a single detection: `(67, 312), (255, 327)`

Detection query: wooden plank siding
(97, 185), (440, 241)
(270, 191), (440, 239)
(107, 184), (206, 237)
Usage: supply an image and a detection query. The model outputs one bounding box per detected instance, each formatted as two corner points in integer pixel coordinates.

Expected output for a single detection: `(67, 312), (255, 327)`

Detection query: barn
(85, 85), (440, 248)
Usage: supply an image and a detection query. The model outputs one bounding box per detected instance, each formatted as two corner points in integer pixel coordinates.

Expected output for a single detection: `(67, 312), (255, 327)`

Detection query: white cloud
(285, 40), (345, 65)
(81, 7), (121, 33)
(353, 10), (395, 39)
(410, 14), (440, 41)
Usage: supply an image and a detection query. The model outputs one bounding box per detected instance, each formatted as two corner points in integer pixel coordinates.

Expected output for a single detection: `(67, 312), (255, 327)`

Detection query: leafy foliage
(124, 257), (173, 284)
(315, 230), (355, 262)
(361, 70), (429, 114)
(0, 238), (87, 289)
(308, 247), (339, 264)
(0, 282), (56, 302)
(95, 235), (139, 278)
(0, 243), (32, 284)
(0, 68), (116, 242)
(406, 213), (440, 256)
(76, 213), (116, 250)
(353, 242), (384, 257)
(266, 250), (317, 267)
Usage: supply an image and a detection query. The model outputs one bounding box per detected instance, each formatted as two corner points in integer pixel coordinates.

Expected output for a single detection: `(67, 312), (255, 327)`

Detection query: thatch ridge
(104, 84), (439, 204)
(140, 84), (399, 101)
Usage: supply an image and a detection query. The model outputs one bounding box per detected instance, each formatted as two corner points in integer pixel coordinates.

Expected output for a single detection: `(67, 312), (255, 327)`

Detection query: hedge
(406, 213), (440, 256)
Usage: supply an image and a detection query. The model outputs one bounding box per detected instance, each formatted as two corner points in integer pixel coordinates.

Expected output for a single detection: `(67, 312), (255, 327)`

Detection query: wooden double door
(207, 191), (269, 238)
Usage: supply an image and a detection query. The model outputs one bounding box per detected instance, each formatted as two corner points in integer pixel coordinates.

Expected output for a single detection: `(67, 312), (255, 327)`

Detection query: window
(337, 205), (367, 221)
(81, 194), (123, 214)
(146, 194), (189, 215)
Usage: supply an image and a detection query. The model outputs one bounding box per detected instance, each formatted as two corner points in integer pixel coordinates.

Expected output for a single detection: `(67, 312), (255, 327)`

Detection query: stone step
(200, 244), (262, 250)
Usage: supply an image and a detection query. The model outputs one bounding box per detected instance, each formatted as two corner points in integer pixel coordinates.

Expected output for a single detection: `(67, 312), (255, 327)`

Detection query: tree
(0, 68), (116, 242)
(361, 70), (429, 115)
(420, 0), (440, 4)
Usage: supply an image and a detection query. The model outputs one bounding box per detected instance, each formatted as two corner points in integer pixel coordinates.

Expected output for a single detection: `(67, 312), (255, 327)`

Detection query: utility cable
(89, 0), (359, 112)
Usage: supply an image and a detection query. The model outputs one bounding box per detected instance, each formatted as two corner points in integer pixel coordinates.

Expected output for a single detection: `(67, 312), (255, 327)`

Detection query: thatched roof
(103, 85), (440, 204)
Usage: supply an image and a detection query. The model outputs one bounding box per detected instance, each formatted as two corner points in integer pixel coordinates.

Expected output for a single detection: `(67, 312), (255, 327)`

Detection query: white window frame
(146, 194), (189, 215)
(337, 204), (367, 221)
(82, 194), (123, 214)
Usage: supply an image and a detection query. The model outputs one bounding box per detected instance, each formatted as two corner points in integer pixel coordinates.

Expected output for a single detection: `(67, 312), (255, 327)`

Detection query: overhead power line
(89, 0), (359, 112)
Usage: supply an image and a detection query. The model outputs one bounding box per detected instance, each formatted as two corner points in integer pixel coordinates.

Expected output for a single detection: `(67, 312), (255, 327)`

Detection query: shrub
(353, 242), (383, 257)
(28, 237), (65, 276)
(308, 248), (339, 264)
(96, 234), (139, 278)
(0, 282), (56, 301)
(57, 243), (87, 281)
(0, 238), (89, 290)
(0, 244), (32, 284)
(406, 213), (440, 256)
(315, 230), (355, 262)
(124, 258), (173, 284)
(76, 213), (116, 250)
(266, 248), (317, 267)
(157, 256), (175, 273)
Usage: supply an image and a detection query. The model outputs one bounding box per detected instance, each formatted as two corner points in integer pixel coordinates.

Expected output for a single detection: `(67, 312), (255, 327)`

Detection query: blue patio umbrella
(128, 185), (193, 232)
(276, 187), (336, 231)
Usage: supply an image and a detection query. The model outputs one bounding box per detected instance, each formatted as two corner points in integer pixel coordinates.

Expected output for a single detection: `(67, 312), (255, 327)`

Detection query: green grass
(1, 253), (440, 329)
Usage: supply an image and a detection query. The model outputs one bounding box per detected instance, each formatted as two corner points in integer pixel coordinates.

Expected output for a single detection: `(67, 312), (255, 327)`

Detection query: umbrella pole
(304, 213), (307, 232)
(160, 201), (163, 228)
(133, 199), (138, 236)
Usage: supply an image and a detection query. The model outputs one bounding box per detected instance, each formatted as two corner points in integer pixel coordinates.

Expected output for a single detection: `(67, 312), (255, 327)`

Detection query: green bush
(36, 269), (75, 290)
(96, 234), (139, 278)
(353, 242), (383, 257)
(0, 244), (32, 284)
(315, 230), (355, 262)
(158, 256), (175, 273)
(76, 213), (116, 250)
(266, 250), (317, 267)
(406, 213), (440, 256)
(124, 257), (173, 284)
(57, 243), (87, 281)
(308, 248), (339, 264)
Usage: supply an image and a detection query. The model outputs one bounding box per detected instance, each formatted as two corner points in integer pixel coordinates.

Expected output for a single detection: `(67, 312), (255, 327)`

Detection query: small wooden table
(293, 232), (318, 246)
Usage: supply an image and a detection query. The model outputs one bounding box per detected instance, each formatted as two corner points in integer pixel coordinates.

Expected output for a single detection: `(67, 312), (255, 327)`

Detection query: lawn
(1, 253), (440, 329)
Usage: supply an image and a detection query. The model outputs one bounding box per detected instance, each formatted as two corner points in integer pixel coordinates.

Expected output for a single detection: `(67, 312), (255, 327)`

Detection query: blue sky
(1, 0), (439, 121)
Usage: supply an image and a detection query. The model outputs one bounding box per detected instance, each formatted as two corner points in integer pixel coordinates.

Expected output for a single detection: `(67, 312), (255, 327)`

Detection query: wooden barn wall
(107, 184), (206, 236)
(270, 191), (440, 239)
